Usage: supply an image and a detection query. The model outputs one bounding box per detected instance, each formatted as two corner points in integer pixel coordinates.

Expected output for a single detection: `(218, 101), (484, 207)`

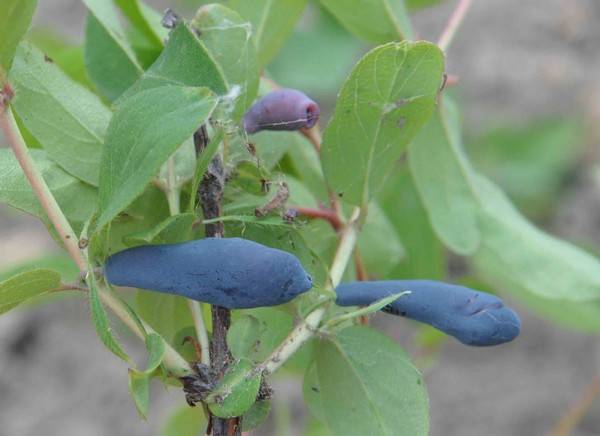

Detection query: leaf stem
(437, 0), (473, 52)
(259, 208), (360, 375)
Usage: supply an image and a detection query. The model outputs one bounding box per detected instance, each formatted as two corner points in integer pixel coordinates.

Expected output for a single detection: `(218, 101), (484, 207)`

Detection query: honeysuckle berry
(243, 88), (320, 134)
(105, 238), (313, 309)
(336, 280), (521, 346)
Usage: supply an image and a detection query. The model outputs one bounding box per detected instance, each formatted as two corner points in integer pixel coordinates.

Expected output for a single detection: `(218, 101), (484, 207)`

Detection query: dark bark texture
(194, 126), (241, 436)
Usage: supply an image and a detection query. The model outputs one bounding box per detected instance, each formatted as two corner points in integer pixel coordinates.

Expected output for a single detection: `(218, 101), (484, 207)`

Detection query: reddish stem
(293, 205), (343, 232)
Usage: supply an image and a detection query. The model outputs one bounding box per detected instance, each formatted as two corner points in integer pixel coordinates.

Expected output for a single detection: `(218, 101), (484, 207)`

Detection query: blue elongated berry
(243, 88), (320, 134)
(336, 280), (521, 346)
(105, 238), (313, 309)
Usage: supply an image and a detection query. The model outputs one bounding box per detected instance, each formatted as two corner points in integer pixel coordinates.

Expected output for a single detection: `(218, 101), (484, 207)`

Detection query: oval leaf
(0, 269), (60, 315)
(9, 42), (111, 186)
(320, 41), (444, 208)
(83, 0), (143, 101)
(207, 358), (261, 418)
(118, 23), (227, 102)
(315, 325), (429, 436)
(88, 274), (130, 361)
(0, 0), (37, 76)
(97, 85), (217, 228)
(410, 98), (600, 301)
(193, 4), (259, 120)
(320, 0), (413, 43)
(0, 149), (97, 227)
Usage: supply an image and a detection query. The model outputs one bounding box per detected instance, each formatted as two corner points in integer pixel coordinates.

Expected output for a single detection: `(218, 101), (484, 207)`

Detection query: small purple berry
(243, 89), (320, 134)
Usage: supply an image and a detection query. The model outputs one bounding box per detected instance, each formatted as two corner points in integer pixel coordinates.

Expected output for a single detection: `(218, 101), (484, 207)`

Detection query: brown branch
(547, 373), (600, 436)
(194, 127), (240, 436)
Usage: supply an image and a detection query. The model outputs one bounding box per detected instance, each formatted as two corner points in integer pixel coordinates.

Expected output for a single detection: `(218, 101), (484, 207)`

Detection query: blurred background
(1, 0), (600, 435)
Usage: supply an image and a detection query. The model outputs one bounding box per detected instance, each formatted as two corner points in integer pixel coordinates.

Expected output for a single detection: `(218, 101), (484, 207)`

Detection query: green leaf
(192, 4), (259, 120)
(377, 164), (444, 279)
(319, 0), (413, 43)
(315, 326), (429, 436)
(88, 274), (130, 361)
(285, 131), (330, 202)
(242, 400), (271, 431)
(97, 85), (217, 229)
(118, 23), (227, 102)
(83, 0), (143, 101)
(0, 254), (78, 283)
(0, 0), (37, 76)
(357, 201), (405, 279)
(159, 139), (197, 189)
(227, 314), (262, 360)
(123, 213), (196, 246)
(160, 404), (206, 436)
(405, 0), (443, 10)
(0, 149), (97, 227)
(229, 0), (308, 67)
(136, 291), (194, 345)
(474, 250), (600, 332)
(89, 185), (170, 260)
(9, 42), (111, 186)
(0, 269), (60, 315)
(207, 358), (261, 418)
(410, 98), (600, 301)
(128, 369), (151, 418)
(409, 98), (479, 254)
(303, 362), (325, 422)
(320, 41), (444, 208)
(29, 28), (94, 89)
(142, 332), (166, 374)
(114, 0), (168, 48)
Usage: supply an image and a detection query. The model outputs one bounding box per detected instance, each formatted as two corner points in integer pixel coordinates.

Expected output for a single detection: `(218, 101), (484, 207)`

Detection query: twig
(547, 374), (600, 436)
(437, 0), (473, 52)
(194, 126), (239, 436)
(0, 91), (192, 378)
(0, 105), (86, 271)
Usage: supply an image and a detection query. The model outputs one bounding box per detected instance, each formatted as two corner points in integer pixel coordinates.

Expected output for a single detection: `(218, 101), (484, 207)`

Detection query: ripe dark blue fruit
(336, 280), (521, 346)
(105, 238), (313, 309)
(243, 88), (320, 134)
